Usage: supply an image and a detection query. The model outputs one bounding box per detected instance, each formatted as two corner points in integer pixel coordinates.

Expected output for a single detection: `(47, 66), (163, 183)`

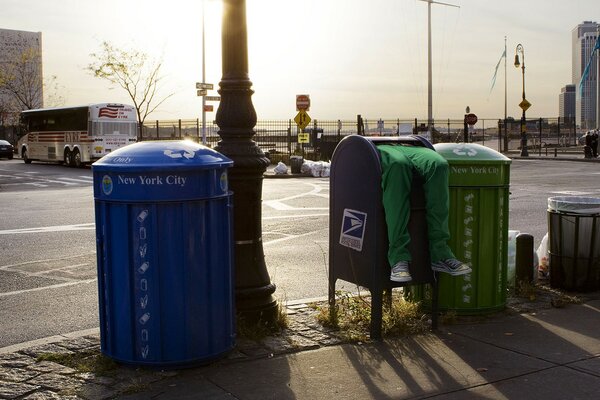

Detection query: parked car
(0, 140), (14, 159)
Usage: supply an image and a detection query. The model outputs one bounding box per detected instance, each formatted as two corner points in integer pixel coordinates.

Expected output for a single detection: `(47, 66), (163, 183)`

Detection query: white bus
(18, 103), (138, 167)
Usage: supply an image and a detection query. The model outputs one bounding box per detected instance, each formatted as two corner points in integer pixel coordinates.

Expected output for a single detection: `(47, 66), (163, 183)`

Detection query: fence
(0, 116), (581, 162)
(140, 116), (582, 162)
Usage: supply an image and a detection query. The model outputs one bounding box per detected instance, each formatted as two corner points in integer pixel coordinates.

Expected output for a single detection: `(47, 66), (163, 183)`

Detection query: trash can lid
(433, 143), (511, 164)
(93, 140), (233, 172)
(548, 196), (600, 214)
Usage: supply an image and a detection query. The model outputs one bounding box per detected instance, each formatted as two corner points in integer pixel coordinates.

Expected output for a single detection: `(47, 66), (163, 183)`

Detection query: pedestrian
(591, 129), (599, 158)
(584, 131), (593, 159)
(378, 144), (472, 282)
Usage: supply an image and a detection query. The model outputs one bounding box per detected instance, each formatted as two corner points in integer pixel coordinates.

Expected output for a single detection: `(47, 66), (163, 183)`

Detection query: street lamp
(215, 0), (278, 326)
(514, 43), (528, 157)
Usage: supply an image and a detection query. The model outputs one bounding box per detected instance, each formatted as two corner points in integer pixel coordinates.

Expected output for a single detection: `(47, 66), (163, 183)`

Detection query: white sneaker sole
(390, 275), (413, 282)
(431, 266), (472, 276)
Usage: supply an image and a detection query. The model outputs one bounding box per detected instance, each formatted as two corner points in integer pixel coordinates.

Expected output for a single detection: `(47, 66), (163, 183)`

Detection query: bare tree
(0, 47), (44, 123)
(87, 41), (174, 139)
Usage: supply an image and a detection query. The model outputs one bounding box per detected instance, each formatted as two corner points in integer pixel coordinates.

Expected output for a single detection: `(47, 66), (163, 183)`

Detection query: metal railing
(139, 116), (583, 162)
(0, 116), (582, 161)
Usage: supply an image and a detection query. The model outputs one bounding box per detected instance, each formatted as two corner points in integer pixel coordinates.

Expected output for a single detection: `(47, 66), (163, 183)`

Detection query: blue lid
(92, 140), (233, 172)
(92, 141), (233, 202)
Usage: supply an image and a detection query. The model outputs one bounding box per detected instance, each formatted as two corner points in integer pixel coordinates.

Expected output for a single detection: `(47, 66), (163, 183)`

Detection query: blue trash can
(93, 140), (235, 367)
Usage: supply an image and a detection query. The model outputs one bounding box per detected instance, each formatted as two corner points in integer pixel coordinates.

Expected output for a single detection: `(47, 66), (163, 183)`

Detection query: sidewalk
(1, 290), (599, 399)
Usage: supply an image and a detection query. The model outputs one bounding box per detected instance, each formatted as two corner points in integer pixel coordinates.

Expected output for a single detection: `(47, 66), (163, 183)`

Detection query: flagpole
(504, 36), (508, 151)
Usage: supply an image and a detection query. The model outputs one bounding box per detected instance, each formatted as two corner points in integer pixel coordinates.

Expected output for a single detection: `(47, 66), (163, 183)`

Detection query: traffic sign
(519, 99), (531, 112)
(197, 89), (207, 96)
(298, 133), (310, 143)
(294, 110), (311, 130)
(465, 113), (478, 125)
(296, 94), (310, 111)
(204, 105), (214, 112)
(205, 96), (221, 102)
(196, 82), (214, 90)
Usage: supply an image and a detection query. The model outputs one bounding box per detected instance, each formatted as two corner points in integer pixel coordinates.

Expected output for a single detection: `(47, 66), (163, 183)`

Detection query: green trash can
(409, 143), (511, 315)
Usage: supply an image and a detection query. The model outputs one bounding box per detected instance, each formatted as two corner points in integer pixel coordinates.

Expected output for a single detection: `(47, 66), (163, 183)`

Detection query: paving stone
(317, 336), (344, 346)
(29, 361), (77, 375)
(73, 373), (115, 386)
(286, 321), (312, 332)
(20, 344), (74, 359)
(297, 329), (336, 343)
(26, 373), (82, 392)
(55, 338), (98, 352)
(0, 355), (37, 369)
(22, 390), (78, 399)
(82, 335), (101, 347)
(0, 367), (39, 383)
(284, 334), (321, 351)
(262, 336), (298, 354)
(0, 381), (40, 399)
(75, 382), (118, 400)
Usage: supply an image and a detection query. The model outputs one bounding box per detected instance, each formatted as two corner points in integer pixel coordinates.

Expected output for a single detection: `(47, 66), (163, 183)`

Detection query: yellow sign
(294, 110), (311, 130)
(519, 99), (532, 112)
(298, 133), (310, 143)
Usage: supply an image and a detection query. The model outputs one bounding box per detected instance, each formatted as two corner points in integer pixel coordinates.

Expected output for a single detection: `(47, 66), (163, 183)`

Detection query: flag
(579, 35), (600, 96)
(489, 49), (506, 95)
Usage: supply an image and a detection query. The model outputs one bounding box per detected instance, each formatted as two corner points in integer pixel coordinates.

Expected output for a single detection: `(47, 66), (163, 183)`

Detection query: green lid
(434, 143), (511, 163)
(434, 143), (511, 186)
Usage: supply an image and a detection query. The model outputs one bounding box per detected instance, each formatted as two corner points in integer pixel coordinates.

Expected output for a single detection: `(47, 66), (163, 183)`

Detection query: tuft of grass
(316, 290), (429, 342)
(37, 350), (118, 376)
(237, 302), (289, 341)
(516, 279), (537, 301)
(121, 378), (150, 395)
(439, 310), (458, 325)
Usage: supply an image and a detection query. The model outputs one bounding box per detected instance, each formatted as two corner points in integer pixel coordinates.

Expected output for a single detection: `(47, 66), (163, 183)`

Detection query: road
(1, 157), (599, 349)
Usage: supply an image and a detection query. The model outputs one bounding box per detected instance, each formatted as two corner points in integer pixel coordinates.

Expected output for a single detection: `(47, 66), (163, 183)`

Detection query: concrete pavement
(1, 290), (599, 399)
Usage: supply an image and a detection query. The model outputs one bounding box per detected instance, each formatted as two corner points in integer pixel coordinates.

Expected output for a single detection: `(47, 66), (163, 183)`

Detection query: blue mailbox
(93, 140), (234, 367)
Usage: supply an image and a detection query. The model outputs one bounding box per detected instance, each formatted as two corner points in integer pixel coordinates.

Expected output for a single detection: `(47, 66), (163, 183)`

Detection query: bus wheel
(22, 149), (32, 164)
(64, 150), (72, 166)
(72, 149), (82, 168)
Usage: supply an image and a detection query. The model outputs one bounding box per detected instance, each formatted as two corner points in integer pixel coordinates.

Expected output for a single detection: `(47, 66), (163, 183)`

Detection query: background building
(0, 28), (43, 124)
(559, 84), (576, 124)
(572, 21), (599, 130)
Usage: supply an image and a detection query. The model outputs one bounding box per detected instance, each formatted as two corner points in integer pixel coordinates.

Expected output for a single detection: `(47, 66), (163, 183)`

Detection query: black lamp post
(215, 0), (278, 326)
(514, 44), (528, 157)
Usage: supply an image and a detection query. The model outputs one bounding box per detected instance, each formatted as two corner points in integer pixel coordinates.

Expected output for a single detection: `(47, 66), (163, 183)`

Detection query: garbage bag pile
(301, 160), (331, 177)
(273, 161), (288, 175)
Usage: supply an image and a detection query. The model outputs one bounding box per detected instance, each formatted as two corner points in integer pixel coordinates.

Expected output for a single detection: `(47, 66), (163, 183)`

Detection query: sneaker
(390, 261), (412, 282)
(431, 259), (472, 276)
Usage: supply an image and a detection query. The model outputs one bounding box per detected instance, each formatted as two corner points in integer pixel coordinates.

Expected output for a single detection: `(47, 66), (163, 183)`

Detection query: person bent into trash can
(378, 144), (472, 282)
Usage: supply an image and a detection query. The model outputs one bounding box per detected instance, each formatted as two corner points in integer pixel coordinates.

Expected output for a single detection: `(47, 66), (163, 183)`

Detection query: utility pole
(201, 0), (207, 144)
(418, 0), (460, 138)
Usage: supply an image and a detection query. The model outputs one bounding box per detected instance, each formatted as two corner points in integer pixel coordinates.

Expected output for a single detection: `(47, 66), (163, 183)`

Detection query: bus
(18, 103), (138, 167)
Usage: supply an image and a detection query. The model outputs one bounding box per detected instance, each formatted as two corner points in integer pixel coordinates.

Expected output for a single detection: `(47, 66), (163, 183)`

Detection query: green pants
(378, 144), (455, 265)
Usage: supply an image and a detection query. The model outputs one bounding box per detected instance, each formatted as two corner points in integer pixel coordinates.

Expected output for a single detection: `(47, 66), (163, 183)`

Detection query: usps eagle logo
(339, 209), (367, 251)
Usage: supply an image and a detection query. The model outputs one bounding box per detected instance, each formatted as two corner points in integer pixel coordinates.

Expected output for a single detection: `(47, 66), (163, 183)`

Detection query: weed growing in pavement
(237, 301), (289, 341)
(316, 290), (429, 342)
(439, 310), (458, 325)
(37, 350), (118, 376)
(516, 279), (538, 301)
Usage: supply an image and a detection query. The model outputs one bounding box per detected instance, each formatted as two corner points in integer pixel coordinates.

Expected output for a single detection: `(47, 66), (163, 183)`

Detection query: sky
(0, 0), (598, 122)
